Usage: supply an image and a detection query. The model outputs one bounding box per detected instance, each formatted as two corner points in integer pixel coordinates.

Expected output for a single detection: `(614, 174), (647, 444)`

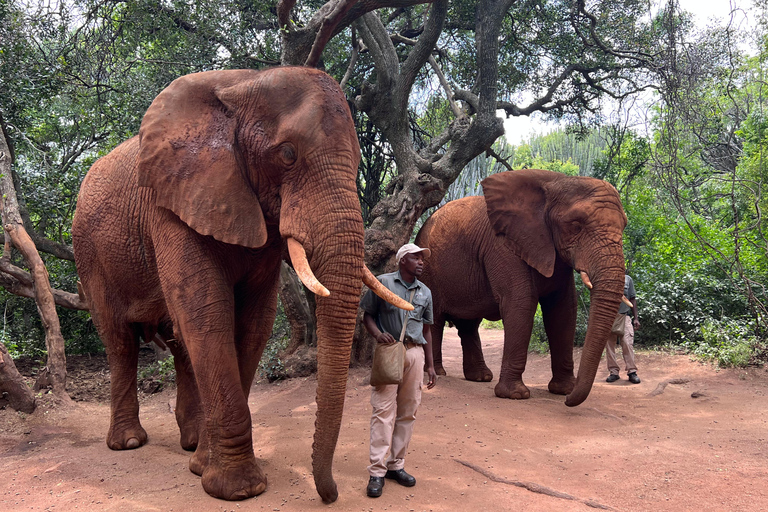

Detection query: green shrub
(529, 307), (549, 354)
(681, 318), (756, 368)
(480, 319), (503, 329)
(137, 355), (176, 386)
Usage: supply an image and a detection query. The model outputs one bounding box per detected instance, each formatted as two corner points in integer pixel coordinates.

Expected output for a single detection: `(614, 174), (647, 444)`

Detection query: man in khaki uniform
(605, 273), (641, 384)
(360, 243), (438, 498)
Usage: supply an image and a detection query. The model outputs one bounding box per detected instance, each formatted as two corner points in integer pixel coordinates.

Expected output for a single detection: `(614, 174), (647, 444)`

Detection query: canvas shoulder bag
(370, 288), (416, 386)
(611, 313), (626, 336)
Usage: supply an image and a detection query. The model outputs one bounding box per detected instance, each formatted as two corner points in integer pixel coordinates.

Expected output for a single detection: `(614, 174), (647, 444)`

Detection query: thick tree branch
(0, 136), (70, 403)
(280, 0), (432, 65)
(305, 0), (359, 67)
(0, 342), (36, 413)
(278, 0), (297, 30)
(356, 11), (399, 81)
(396, 0), (447, 109)
(0, 259), (86, 310)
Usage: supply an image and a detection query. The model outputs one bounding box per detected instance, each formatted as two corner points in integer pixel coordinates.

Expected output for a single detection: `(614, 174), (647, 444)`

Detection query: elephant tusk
(287, 237), (330, 297)
(363, 267), (415, 311)
(579, 271), (593, 290)
(622, 295), (633, 307)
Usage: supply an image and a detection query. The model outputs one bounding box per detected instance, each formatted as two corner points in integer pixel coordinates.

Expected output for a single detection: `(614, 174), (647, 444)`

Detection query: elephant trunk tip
(564, 389), (589, 407)
(316, 481), (338, 504)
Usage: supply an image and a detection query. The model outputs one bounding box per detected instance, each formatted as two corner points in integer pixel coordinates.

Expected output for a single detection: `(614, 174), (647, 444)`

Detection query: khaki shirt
(360, 270), (433, 345)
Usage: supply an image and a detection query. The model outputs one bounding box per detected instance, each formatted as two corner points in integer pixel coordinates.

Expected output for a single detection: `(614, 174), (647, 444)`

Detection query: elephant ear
(481, 169), (558, 278)
(137, 70), (268, 248)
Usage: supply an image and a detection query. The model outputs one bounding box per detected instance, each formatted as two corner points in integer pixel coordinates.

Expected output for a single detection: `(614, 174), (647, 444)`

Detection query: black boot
(366, 476), (385, 497)
(385, 468), (416, 487)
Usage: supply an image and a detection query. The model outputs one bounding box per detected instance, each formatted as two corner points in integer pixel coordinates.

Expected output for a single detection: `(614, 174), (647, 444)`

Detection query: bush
(681, 318), (756, 368)
(137, 355), (176, 392)
(480, 319), (502, 329)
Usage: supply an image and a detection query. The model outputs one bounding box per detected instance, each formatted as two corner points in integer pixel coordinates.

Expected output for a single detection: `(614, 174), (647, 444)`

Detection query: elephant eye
(279, 143), (297, 166)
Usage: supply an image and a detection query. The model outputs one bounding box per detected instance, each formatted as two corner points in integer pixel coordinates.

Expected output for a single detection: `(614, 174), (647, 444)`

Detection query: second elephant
(415, 169), (627, 406)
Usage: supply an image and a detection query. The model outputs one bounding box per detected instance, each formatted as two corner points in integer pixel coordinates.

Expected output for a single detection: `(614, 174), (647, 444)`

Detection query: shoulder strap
(398, 288), (417, 343)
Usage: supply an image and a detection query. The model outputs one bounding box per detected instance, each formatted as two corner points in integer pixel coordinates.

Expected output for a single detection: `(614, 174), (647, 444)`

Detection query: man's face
(400, 251), (425, 277)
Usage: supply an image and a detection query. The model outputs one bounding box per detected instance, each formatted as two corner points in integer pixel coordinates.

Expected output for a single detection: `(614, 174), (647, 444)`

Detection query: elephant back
(415, 196), (497, 312)
(73, 136), (162, 311)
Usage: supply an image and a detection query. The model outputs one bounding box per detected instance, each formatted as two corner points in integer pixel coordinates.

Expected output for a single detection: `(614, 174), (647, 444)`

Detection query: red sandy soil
(1, 327), (767, 511)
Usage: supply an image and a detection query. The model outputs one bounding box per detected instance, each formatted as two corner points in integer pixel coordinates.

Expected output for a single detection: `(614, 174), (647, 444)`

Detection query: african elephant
(414, 169), (627, 406)
(72, 67), (409, 502)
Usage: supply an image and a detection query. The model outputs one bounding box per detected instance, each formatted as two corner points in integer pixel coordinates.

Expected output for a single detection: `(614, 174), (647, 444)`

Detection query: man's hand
(426, 365), (437, 389)
(374, 331), (397, 344)
(633, 318), (641, 330)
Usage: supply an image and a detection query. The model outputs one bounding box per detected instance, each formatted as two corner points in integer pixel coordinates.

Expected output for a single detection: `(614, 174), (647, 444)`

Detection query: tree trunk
(0, 123), (70, 403)
(279, 262), (317, 353)
(0, 339), (36, 413)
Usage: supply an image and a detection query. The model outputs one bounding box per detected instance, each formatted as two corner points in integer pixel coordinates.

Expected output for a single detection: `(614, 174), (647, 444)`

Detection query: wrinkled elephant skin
(72, 67), (366, 502)
(415, 169), (627, 406)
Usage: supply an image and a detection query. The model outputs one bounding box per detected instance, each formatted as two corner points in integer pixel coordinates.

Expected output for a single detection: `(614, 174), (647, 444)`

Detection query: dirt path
(2, 328), (767, 511)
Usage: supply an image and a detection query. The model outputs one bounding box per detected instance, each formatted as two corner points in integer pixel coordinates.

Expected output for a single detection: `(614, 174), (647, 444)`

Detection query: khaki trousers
(368, 344), (425, 477)
(605, 314), (637, 375)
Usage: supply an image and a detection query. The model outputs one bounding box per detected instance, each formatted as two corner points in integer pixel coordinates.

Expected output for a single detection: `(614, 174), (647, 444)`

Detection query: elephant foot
(463, 365), (493, 382)
(201, 457), (267, 500)
(548, 376), (575, 395)
(106, 422), (148, 450)
(494, 380), (530, 399)
(179, 420), (201, 451)
(435, 364), (447, 376)
(189, 446), (208, 476)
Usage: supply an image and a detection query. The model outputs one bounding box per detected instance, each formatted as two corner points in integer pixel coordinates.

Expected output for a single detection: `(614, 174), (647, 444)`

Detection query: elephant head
(136, 67), (407, 502)
(481, 169), (627, 406)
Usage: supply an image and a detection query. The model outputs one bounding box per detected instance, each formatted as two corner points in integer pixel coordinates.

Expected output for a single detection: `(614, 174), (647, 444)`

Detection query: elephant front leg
(541, 289), (577, 396)
(454, 318), (493, 382)
(103, 324), (148, 450)
(182, 326), (266, 500)
(495, 300), (537, 399)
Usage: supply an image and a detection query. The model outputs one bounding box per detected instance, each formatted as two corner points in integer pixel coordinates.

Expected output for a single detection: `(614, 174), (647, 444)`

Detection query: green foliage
(480, 319), (502, 329)
(682, 319), (756, 368)
(529, 307), (549, 355)
(137, 355), (176, 386)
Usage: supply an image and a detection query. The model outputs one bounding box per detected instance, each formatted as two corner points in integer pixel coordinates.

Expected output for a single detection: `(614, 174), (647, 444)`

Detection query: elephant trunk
(565, 258), (625, 407)
(309, 235), (363, 503)
(282, 164), (364, 502)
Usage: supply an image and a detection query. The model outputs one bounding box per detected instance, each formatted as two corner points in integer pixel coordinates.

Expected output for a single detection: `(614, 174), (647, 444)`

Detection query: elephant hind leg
(454, 318), (493, 382)
(104, 322), (147, 450)
(166, 336), (203, 452)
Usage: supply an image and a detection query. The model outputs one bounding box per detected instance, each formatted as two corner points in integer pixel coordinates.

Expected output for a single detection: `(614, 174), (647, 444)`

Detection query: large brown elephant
(415, 169), (627, 407)
(72, 67), (409, 502)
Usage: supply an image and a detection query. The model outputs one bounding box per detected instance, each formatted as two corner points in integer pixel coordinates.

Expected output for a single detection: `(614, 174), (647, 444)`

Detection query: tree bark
(279, 262), (317, 353)
(0, 259), (87, 310)
(0, 124), (70, 403)
(0, 341), (36, 413)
